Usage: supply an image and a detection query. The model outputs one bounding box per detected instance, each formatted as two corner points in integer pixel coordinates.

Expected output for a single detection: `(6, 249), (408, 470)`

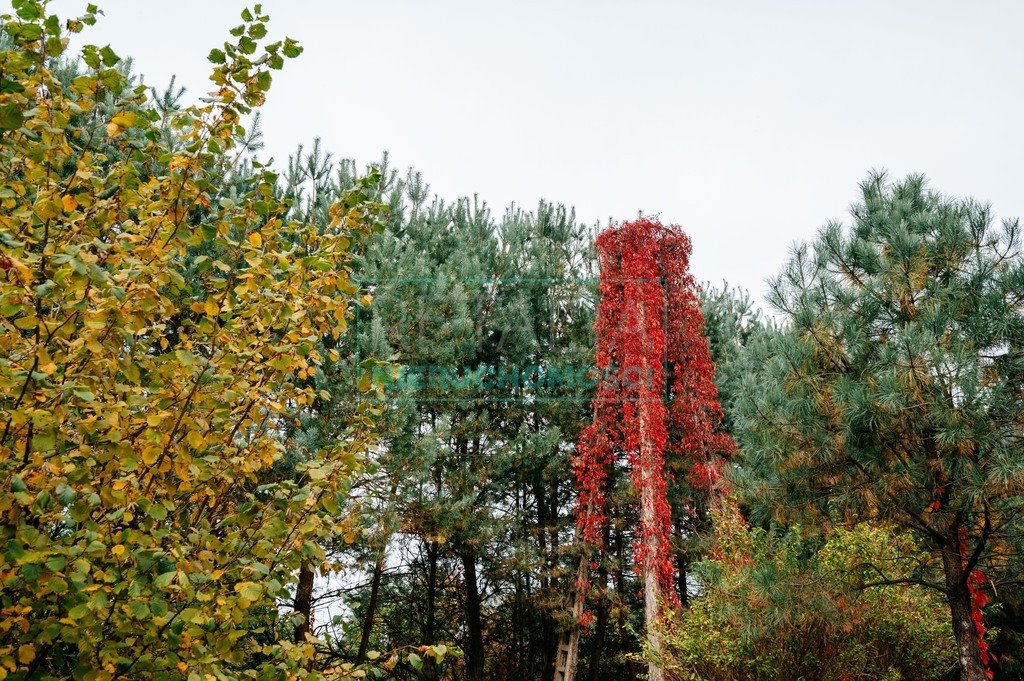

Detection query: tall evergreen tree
(319, 163), (602, 680)
(735, 173), (1024, 681)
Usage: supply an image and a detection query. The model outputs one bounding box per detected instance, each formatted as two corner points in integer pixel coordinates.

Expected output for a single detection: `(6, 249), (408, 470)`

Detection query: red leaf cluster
(572, 218), (734, 608)
(959, 529), (994, 678)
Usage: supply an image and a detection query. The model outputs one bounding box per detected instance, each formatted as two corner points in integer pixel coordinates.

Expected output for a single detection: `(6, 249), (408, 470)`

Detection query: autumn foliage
(3, 2), (1022, 680)
(572, 218), (733, 606)
(0, 3), (383, 678)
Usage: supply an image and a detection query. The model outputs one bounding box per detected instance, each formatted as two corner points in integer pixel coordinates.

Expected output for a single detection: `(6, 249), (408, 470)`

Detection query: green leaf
(22, 563), (42, 581)
(56, 483), (76, 506)
(99, 45), (120, 66)
(14, 1), (42, 20)
(15, 23), (43, 40)
(81, 44), (101, 69)
(282, 39), (302, 58)
(7, 540), (25, 560)
(153, 570), (175, 589)
(0, 78), (26, 94)
(98, 68), (122, 89)
(150, 599), (168, 617)
(68, 603), (90, 619)
(130, 600), (150, 619)
(0, 103), (26, 131)
(208, 48), (227, 64)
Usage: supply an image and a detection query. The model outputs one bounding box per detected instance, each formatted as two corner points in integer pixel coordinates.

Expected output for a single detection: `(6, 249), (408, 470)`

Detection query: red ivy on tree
(572, 218), (734, 608)
(960, 528), (994, 678)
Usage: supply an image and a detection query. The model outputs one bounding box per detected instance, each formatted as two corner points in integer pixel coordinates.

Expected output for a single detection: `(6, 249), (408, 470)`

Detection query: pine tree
(736, 173), (1024, 681)
(334, 165), (600, 679)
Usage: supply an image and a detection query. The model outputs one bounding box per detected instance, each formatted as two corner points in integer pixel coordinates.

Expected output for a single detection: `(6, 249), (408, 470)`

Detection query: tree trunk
(556, 555), (588, 681)
(674, 520), (689, 608)
(585, 521), (611, 681)
(676, 553), (689, 608)
(638, 397), (665, 681)
(423, 540), (439, 681)
(534, 473), (562, 681)
(585, 597), (609, 681)
(357, 552), (385, 660)
(461, 549), (486, 681)
(614, 525), (627, 633)
(293, 563), (315, 643)
(940, 540), (989, 681)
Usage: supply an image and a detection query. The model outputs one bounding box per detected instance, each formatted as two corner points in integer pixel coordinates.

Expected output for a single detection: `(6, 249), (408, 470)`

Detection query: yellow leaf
(186, 431), (205, 449)
(111, 112), (136, 128)
(204, 299), (219, 316)
(211, 569), (223, 580)
(141, 447), (160, 466)
(106, 121), (122, 137)
(35, 200), (61, 220)
(62, 194), (77, 212)
(40, 361), (57, 375)
(111, 544), (125, 557)
(247, 232), (262, 248)
(18, 644), (35, 664)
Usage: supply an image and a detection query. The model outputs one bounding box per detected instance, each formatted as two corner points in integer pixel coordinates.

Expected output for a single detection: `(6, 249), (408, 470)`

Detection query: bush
(658, 510), (956, 681)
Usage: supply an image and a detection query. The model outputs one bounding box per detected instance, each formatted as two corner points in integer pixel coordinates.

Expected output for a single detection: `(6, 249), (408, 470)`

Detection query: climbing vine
(572, 218), (733, 609)
(960, 529), (994, 679)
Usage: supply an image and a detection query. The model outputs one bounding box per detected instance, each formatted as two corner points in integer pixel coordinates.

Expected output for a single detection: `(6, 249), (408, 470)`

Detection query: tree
(698, 283), (766, 440)
(565, 218), (733, 681)
(0, 4), (383, 678)
(358, 186), (597, 680)
(249, 140), (610, 678)
(735, 173), (1024, 681)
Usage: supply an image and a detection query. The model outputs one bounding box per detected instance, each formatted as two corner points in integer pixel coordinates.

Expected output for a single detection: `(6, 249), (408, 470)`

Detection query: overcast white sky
(59, 0), (1024, 303)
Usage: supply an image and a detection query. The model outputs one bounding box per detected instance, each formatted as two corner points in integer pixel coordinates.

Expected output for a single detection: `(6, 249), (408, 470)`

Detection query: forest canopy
(1, 3), (1022, 681)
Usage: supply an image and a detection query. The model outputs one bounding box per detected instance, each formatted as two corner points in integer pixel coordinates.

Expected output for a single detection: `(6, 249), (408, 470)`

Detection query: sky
(57, 0), (1024, 305)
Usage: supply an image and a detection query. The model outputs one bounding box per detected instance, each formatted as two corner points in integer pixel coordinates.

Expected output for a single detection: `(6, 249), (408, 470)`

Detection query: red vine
(959, 528), (994, 678)
(572, 218), (734, 611)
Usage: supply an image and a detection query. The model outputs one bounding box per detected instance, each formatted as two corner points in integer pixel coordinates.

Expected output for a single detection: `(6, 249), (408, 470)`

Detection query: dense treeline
(1, 3), (1023, 680)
